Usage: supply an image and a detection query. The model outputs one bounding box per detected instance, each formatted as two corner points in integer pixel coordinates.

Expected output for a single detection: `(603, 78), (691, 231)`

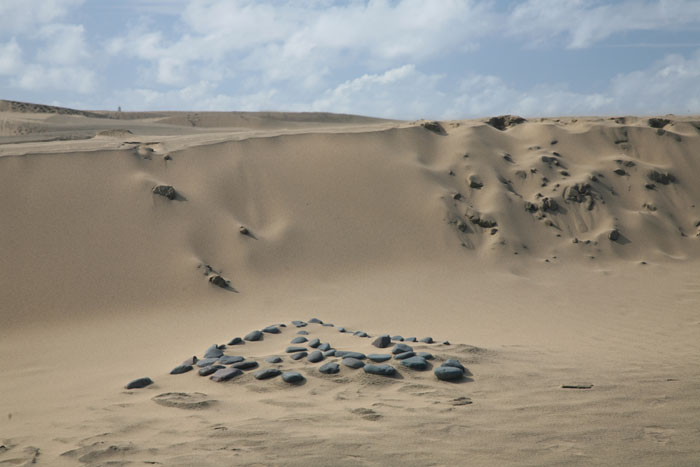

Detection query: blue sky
(1, 0), (699, 119)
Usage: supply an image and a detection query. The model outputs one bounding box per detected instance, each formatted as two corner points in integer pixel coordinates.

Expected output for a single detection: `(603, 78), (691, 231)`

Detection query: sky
(1, 0), (699, 119)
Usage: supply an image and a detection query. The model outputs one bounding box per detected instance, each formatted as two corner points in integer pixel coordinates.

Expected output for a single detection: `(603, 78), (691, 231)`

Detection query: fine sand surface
(1, 101), (700, 466)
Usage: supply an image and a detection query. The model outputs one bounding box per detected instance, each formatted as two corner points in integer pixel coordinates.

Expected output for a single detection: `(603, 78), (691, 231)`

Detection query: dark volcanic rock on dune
(196, 358), (219, 368)
(435, 366), (463, 381)
(125, 377), (153, 389)
(392, 343), (413, 355)
(319, 362), (340, 374)
(244, 330), (263, 342)
(401, 356), (429, 370)
(487, 115), (526, 131)
(218, 355), (245, 365)
(307, 350), (324, 363)
(422, 121), (446, 134)
(290, 336), (308, 344)
(648, 117), (671, 129)
(232, 360), (259, 370)
(170, 364), (193, 375)
(227, 337), (243, 346)
(282, 372), (305, 383)
(208, 275), (230, 288)
(152, 184), (177, 200)
(342, 357), (365, 369)
(372, 335), (391, 348)
(255, 368), (282, 380)
(262, 325), (281, 334)
(290, 351), (308, 360)
(204, 345), (223, 359)
(364, 364), (397, 376)
(266, 356), (282, 363)
(210, 367), (243, 382)
(198, 365), (224, 376)
(368, 354), (392, 362)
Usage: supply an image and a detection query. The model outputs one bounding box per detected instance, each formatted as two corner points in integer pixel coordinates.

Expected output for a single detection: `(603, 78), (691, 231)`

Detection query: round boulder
(244, 330), (263, 342)
(367, 354), (392, 362)
(401, 356), (429, 370)
(392, 343), (413, 355)
(372, 335), (391, 348)
(307, 350), (324, 363)
(319, 362), (340, 374)
(282, 372), (305, 383)
(290, 336), (308, 344)
(434, 366), (463, 381)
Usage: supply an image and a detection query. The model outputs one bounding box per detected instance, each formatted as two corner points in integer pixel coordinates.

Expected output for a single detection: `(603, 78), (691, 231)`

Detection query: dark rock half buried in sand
(342, 357), (365, 369)
(244, 330), (263, 341)
(422, 121), (445, 134)
(208, 275), (230, 288)
(372, 335), (391, 348)
(218, 355), (244, 365)
(290, 336), (308, 344)
(648, 117), (671, 129)
(152, 184), (177, 200)
(262, 325), (281, 334)
(290, 351), (308, 360)
(364, 364), (397, 376)
(282, 372), (305, 383)
(486, 115), (526, 131)
(319, 362), (340, 374)
(231, 360), (258, 370)
(198, 365), (224, 376)
(210, 367), (243, 382)
(307, 350), (324, 363)
(255, 368), (282, 380)
(203, 345), (223, 359)
(368, 354), (392, 362)
(170, 364), (193, 375)
(434, 366), (464, 381)
(125, 377), (153, 389)
(401, 356), (429, 370)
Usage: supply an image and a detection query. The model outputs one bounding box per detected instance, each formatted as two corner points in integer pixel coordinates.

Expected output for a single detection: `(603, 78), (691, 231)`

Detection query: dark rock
(392, 343), (414, 354)
(338, 327), (347, 332)
(609, 229), (621, 241)
(291, 320), (307, 327)
(419, 337), (434, 344)
(198, 365), (224, 376)
(254, 368), (281, 380)
(307, 350), (324, 363)
(244, 330), (263, 342)
(125, 377), (153, 389)
(525, 201), (538, 213)
(208, 275), (230, 288)
(323, 350), (336, 357)
(442, 341), (450, 345)
(266, 356), (282, 363)
(368, 353), (392, 362)
(353, 331), (369, 338)
(239, 226), (250, 236)
(613, 168), (627, 176)
(290, 351), (308, 360)
(218, 355), (244, 365)
(452, 192), (463, 200)
(648, 117), (670, 129)
(152, 184), (177, 200)
(391, 335), (404, 341)
(308, 318), (323, 324)
(163, 154), (172, 161)
(541, 197), (558, 212)
(196, 357), (219, 368)
(262, 325), (280, 334)
(648, 170), (676, 185)
(486, 115), (526, 131)
(210, 367), (243, 382)
(337, 351), (366, 360)
(232, 360), (259, 370)
(442, 359), (466, 372)
(286, 346), (307, 353)
(342, 358), (365, 369)
(434, 366), (464, 381)
(469, 175), (484, 189)
(417, 352), (434, 360)
(372, 335), (391, 348)
(319, 362), (340, 374)
(308, 338), (321, 348)
(227, 337), (243, 345)
(297, 330), (309, 335)
(282, 372), (305, 383)
(322, 323), (334, 327)
(364, 364), (397, 376)
(290, 336), (308, 344)
(318, 342), (331, 351)
(401, 356), (429, 370)
(394, 351), (416, 360)
(204, 345), (223, 359)
(181, 356), (198, 366)
(422, 121), (445, 134)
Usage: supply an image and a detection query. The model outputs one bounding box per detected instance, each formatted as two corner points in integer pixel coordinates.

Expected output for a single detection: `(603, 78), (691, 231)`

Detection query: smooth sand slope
(1, 101), (700, 466)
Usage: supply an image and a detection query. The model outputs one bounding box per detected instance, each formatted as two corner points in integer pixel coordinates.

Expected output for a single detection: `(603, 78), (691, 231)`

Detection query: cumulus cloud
(0, 39), (22, 75)
(36, 24), (89, 65)
(0, 0), (84, 35)
(13, 64), (95, 93)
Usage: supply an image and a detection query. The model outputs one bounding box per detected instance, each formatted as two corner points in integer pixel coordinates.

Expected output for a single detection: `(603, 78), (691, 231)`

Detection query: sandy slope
(1, 102), (699, 466)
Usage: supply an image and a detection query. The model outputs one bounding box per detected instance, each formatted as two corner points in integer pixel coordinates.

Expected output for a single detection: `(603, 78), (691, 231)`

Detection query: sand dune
(1, 102), (699, 466)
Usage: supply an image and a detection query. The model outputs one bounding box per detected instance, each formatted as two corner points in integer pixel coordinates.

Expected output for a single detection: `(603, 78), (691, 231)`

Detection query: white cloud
(0, 39), (22, 75)
(36, 24), (89, 65)
(508, 0), (700, 49)
(0, 0), (84, 35)
(13, 64), (95, 93)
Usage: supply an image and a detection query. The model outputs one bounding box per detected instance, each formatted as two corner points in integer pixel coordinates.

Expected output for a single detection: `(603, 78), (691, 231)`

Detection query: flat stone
(170, 364), (193, 375)
(266, 356), (282, 363)
(417, 352), (434, 360)
(318, 343), (331, 351)
(307, 350), (324, 363)
(232, 360), (259, 370)
(319, 362), (340, 374)
(255, 368), (282, 380)
(442, 341), (450, 345)
(196, 357), (219, 368)
(282, 372), (305, 383)
(420, 337), (434, 344)
(290, 336), (308, 344)
(364, 364), (397, 376)
(286, 346), (307, 353)
(353, 331), (369, 338)
(290, 351), (308, 360)
(209, 275), (230, 288)
(297, 330), (309, 335)
(368, 354), (392, 362)
(198, 365), (224, 376)
(443, 359), (466, 372)
(308, 338), (321, 348)
(342, 358), (365, 369)
(339, 351), (366, 360)
(125, 377), (153, 389)
(244, 330), (263, 342)
(308, 318), (323, 324)
(227, 337), (243, 345)
(152, 184), (177, 199)
(322, 323), (334, 327)
(291, 320), (307, 328)
(401, 356), (429, 370)
(218, 355), (244, 365)
(434, 366), (463, 381)
(392, 343), (414, 355)
(372, 335), (391, 348)
(338, 327), (347, 332)
(394, 351), (416, 360)
(210, 367), (243, 382)
(204, 345), (223, 359)
(391, 335), (404, 341)
(323, 350), (336, 357)
(405, 337), (417, 342)
(262, 325), (281, 334)
(181, 356), (198, 366)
